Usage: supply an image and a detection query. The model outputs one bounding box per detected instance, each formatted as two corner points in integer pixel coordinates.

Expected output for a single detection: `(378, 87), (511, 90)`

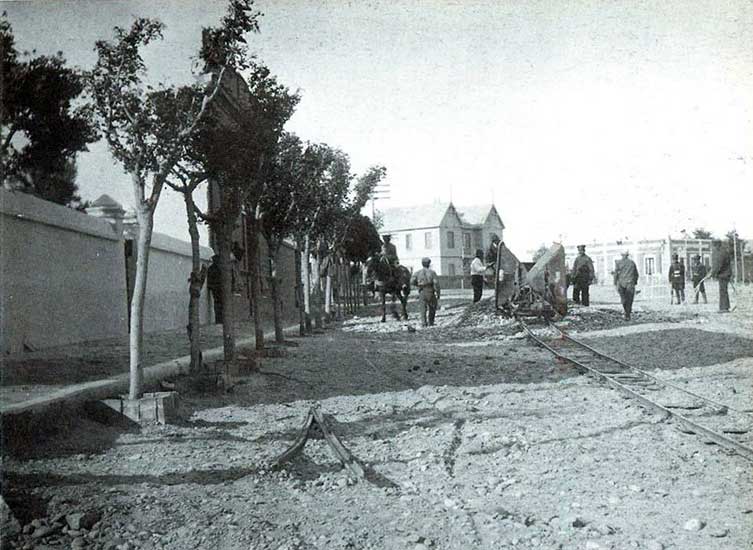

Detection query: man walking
(691, 255), (707, 304)
(470, 248), (486, 303)
(410, 257), (441, 327)
(207, 254), (223, 324)
(571, 245), (595, 306)
(614, 250), (639, 321)
(712, 241), (732, 312)
(668, 253), (686, 304)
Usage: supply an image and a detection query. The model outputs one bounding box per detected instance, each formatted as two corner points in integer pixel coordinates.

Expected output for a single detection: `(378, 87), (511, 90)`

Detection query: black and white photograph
(1, 1), (752, 548)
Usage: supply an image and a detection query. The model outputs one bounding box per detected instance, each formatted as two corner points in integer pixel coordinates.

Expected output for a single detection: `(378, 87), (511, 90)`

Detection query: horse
(365, 256), (411, 322)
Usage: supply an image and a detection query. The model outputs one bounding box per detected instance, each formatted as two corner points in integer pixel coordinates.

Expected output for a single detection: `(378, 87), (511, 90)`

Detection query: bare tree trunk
(325, 269), (332, 322)
(311, 247), (322, 329)
(267, 238), (285, 343)
(303, 235), (312, 332)
(184, 192), (206, 373)
(246, 214), (264, 350)
(295, 242), (305, 336)
(129, 205), (154, 400)
(217, 222), (236, 375)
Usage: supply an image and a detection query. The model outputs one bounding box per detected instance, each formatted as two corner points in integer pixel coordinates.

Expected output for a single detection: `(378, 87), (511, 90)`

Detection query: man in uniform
(381, 234), (399, 276)
(668, 253), (686, 304)
(571, 245), (595, 306)
(691, 255), (707, 304)
(410, 257), (441, 327)
(712, 241), (732, 312)
(614, 250), (639, 321)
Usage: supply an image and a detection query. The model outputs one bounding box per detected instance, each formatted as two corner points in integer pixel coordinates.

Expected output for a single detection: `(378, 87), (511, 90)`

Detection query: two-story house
(380, 202), (505, 276)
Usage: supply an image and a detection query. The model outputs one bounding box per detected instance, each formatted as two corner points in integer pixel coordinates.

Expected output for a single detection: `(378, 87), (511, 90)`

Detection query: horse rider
(410, 257), (441, 327)
(381, 234), (400, 277)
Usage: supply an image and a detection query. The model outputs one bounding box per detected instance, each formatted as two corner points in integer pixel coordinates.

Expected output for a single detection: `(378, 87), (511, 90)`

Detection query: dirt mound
(453, 297), (499, 327)
(562, 305), (686, 332)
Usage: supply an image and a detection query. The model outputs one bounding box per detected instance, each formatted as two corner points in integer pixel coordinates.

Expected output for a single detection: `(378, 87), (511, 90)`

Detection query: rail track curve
(517, 317), (753, 462)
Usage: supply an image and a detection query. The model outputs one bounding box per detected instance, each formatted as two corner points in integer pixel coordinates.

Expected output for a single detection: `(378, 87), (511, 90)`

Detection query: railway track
(517, 318), (753, 462)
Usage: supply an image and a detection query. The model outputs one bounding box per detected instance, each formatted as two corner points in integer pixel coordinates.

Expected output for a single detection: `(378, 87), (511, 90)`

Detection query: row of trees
(3, 2), (385, 398)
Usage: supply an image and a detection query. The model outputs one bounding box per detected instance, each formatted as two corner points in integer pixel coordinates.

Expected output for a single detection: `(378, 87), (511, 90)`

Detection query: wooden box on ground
(101, 391), (179, 424)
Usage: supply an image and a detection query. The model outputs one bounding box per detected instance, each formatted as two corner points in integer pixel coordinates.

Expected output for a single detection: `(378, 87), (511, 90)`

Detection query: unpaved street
(3, 302), (753, 550)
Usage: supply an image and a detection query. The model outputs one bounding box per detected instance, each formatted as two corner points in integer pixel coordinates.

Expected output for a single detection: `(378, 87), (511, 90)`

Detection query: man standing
(410, 257), (441, 327)
(571, 245), (595, 306)
(614, 250), (639, 321)
(668, 253), (686, 304)
(485, 234), (500, 266)
(470, 248), (486, 303)
(713, 241), (732, 312)
(691, 255), (707, 304)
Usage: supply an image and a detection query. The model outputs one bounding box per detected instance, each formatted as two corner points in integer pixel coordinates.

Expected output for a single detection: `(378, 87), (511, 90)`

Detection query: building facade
(380, 203), (505, 275)
(563, 237), (716, 286)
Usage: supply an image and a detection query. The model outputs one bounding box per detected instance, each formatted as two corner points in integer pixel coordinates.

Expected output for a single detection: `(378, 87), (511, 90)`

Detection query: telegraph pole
(370, 182), (391, 223)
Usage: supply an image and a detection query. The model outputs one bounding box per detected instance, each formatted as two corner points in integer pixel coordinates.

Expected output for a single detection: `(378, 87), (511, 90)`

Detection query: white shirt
(470, 257), (486, 276)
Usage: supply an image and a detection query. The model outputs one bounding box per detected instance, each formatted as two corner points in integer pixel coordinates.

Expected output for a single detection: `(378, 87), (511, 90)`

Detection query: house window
(405, 233), (412, 251)
(448, 263), (456, 277)
(447, 231), (455, 249)
(644, 257), (655, 276)
(424, 232), (432, 249)
(463, 232), (472, 251)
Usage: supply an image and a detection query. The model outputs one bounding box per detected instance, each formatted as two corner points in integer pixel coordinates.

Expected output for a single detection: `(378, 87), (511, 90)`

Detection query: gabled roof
(380, 203), (453, 232)
(380, 202), (504, 233)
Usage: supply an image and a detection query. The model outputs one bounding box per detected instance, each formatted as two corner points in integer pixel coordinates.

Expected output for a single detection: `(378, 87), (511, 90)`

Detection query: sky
(5, 0), (752, 255)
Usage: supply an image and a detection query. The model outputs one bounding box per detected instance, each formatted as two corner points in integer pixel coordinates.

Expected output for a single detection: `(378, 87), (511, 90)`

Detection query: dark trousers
(471, 275), (484, 303)
(617, 285), (635, 319)
(671, 284), (685, 304)
(573, 282), (590, 306)
(692, 280), (707, 304)
(210, 290), (223, 324)
(718, 278), (730, 311)
(419, 287), (437, 327)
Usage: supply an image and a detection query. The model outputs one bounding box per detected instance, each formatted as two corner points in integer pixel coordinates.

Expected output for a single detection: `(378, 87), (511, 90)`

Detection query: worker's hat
(421, 257), (431, 266)
(577, 244), (586, 251)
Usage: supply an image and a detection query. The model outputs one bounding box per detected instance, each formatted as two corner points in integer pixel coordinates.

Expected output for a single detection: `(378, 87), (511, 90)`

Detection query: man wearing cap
(712, 240), (732, 312)
(410, 257), (441, 327)
(614, 250), (639, 320)
(571, 245), (595, 306)
(485, 234), (501, 265)
(691, 255), (708, 304)
(668, 253), (686, 304)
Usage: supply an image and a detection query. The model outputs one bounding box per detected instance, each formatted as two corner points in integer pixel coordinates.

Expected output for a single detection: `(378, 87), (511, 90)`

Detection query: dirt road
(3, 302), (752, 550)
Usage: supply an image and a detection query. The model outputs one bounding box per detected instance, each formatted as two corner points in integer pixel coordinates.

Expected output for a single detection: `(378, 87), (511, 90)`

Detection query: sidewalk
(0, 319), (291, 416)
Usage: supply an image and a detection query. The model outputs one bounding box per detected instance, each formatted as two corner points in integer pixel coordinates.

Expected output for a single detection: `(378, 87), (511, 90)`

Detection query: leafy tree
(198, 63), (298, 360)
(88, 3), (256, 398)
(341, 214), (382, 263)
(692, 228), (713, 239)
(1, 14), (97, 206)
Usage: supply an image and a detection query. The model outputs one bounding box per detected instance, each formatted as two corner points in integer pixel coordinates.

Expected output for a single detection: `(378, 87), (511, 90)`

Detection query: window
(463, 232), (472, 250)
(644, 257), (655, 276)
(447, 231), (455, 249)
(405, 233), (412, 251)
(448, 263), (456, 276)
(424, 232), (432, 248)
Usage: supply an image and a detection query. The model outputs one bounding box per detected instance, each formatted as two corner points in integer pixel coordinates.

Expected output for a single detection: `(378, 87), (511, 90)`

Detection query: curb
(0, 323), (301, 419)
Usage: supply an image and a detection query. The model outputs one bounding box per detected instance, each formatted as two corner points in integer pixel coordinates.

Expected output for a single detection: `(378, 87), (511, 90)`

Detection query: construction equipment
(493, 242), (568, 319)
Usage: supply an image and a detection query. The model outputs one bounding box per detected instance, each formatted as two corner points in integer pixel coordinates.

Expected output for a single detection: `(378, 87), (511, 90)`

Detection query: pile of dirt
(561, 306), (687, 333)
(453, 297), (500, 328)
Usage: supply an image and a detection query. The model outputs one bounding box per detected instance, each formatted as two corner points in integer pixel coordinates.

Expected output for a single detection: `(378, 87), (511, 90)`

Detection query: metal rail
(518, 318), (753, 462)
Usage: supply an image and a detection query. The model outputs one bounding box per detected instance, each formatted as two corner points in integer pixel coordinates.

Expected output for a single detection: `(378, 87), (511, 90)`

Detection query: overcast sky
(5, 0), (752, 254)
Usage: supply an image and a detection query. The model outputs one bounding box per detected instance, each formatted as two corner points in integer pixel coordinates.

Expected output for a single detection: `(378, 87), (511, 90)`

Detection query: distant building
(563, 236), (716, 285)
(380, 202), (505, 275)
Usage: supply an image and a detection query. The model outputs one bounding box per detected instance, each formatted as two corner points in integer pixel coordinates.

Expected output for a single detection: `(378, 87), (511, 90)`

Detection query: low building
(380, 202), (505, 276)
(563, 237), (715, 286)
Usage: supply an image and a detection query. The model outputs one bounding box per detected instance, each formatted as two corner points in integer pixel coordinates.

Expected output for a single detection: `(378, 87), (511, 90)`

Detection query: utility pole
(732, 228), (739, 283)
(370, 182), (391, 223)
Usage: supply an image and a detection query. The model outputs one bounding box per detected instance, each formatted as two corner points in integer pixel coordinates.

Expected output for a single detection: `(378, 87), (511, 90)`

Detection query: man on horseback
(381, 234), (400, 278)
(410, 257), (441, 327)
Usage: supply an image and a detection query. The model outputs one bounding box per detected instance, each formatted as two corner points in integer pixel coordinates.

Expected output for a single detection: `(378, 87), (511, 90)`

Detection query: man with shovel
(691, 255), (708, 304)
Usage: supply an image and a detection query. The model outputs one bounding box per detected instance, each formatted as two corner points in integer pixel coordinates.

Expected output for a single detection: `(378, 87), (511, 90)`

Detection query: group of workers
(571, 242), (734, 320)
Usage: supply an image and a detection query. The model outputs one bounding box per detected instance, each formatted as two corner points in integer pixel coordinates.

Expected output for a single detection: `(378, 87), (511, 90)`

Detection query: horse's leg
(400, 290), (409, 320)
(391, 292), (399, 319)
(380, 291), (387, 323)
